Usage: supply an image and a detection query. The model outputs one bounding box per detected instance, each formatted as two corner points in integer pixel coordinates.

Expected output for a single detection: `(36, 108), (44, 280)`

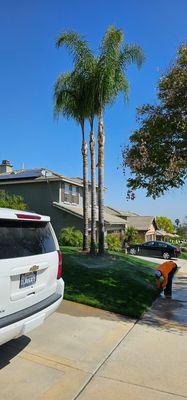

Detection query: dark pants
(164, 266), (178, 296)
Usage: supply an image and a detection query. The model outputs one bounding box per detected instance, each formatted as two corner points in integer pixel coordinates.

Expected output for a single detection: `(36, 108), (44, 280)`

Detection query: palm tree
(95, 26), (144, 254)
(89, 116), (97, 255)
(55, 27), (144, 256)
(175, 218), (180, 227)
(56, 32), (98, 255)
(54, 72), (89, 251)
(86, 73), (98, 255)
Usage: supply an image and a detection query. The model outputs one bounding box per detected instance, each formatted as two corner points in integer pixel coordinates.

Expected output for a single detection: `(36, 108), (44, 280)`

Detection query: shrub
(106, 234), (122, 251)
(124, 227), (139, 244)
(181, 247), (187, 252)
(133, 234), (143, 244)
(58, 227), (83, 247)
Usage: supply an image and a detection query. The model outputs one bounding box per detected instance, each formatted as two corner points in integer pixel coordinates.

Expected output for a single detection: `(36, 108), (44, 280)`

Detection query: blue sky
(0, 0), (186, 222)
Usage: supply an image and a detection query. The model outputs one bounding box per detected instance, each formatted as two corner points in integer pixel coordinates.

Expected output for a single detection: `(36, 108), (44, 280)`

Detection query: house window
(64, 184), (69, 202)
(61, 183), (79, 205)
(71, 186), (77, 204)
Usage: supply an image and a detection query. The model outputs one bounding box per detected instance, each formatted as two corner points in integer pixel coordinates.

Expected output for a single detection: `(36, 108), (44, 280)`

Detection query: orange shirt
(156, 261), (177, 289)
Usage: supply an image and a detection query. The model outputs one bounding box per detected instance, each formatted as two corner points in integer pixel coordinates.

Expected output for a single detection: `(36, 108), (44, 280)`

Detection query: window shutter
(61, 182), (65, 202)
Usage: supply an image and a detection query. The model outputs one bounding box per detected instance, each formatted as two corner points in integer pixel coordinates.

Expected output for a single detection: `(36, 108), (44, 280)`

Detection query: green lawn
(61, 247), (158, 318)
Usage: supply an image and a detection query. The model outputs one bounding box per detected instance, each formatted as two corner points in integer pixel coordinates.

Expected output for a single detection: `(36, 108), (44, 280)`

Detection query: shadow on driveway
(0, 335), (31, 369)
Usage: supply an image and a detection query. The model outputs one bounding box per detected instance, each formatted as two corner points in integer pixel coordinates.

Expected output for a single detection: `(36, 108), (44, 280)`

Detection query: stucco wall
(137, 231), (146, 242)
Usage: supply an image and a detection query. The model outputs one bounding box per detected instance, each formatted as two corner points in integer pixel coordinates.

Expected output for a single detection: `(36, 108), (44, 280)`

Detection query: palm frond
(100, 25), (124, 56)
(56, 31), (84, 49)
(56, 31), (95, 75)
(121, 44), (145, 69)
(54, 71), (92, 125)
(94, 26), (144, 109)
(54, 26), (144, 122)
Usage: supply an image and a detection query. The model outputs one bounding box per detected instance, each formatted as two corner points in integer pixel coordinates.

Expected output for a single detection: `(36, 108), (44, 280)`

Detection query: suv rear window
(0, 220), (56, 259)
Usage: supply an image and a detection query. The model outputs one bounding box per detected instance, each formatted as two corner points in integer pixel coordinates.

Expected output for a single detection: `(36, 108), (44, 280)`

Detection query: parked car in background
(128, 241), (181, 259)
(0, 208), (64, 346)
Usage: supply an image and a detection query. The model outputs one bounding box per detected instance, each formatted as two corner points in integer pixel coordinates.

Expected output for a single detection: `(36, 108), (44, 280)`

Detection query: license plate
(20, 272), (37, 289)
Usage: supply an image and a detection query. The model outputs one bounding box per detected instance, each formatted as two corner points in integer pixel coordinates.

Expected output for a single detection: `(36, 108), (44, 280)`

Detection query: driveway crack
(98, 374), (187, 399)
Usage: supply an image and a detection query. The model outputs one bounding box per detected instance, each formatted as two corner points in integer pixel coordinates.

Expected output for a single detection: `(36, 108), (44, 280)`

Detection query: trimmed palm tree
(55, 27), (144, 256)
(86, 73), (98, 255)
(56, 32), (98, 255)
(175, 219), (180, 228)
(95, 25), (144, 254)
(54, 72), (89, 251)
(89, 116), (97, 255)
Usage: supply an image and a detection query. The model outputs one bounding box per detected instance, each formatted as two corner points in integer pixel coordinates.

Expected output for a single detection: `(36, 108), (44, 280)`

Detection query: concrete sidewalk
(0, 260), (186, 400)
(77, 261), (187, 400)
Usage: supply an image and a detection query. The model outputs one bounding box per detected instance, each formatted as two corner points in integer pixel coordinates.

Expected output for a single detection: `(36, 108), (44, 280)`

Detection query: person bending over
(155, 260), (178, 298)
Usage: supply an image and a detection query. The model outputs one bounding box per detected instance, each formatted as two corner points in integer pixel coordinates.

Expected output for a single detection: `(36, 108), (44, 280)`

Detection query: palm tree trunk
(98, 108), (105, 255)
(81, 123), (89, 251)
(89, 120), (97, 255)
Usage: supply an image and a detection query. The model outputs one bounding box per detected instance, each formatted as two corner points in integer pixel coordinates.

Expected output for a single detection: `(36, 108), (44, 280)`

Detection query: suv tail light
(57, 250), (63, 279)
(16, 213), (41, 220)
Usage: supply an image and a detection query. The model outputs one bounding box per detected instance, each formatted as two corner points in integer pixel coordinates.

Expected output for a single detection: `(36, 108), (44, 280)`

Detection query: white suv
(0, 208), (64, 346)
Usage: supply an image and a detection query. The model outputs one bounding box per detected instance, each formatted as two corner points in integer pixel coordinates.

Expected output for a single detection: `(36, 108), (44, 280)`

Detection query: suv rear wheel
(162, 252), (171, 260)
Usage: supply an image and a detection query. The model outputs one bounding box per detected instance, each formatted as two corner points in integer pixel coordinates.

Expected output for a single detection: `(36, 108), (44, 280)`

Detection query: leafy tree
(124, 226), (139, 244)
(176, 217), (187, 238)
(176, 226), (186, 238)
(0, 191), (27, 210)
(156, 216), (174, 233)
(123, 45), (187, 198)
(182, 216), (187, 238)
(58, 226), (83, 247)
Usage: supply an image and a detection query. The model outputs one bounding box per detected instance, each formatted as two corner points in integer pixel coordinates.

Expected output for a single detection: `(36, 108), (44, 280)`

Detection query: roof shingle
(53, 202), (126, 225)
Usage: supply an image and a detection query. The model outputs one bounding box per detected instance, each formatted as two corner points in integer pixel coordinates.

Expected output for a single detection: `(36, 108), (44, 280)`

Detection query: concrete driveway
(0, 302), (135, 400)
(0, 259), (187, 400)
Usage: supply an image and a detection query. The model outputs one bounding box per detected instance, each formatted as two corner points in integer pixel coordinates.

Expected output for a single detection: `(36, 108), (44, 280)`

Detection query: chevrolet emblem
(30, 265), (39, 272)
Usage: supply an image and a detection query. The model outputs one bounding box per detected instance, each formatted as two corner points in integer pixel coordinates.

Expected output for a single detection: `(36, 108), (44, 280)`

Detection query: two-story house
(0, 160), (157, 241)
(0, 160), (127, 238)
